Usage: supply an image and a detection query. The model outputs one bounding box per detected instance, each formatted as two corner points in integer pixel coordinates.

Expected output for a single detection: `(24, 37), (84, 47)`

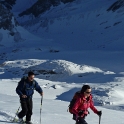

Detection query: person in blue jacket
(16, 71), (43, 124)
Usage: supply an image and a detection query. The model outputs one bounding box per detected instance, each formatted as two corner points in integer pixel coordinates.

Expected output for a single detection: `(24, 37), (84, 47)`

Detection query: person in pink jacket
(72, 85), (102, 124)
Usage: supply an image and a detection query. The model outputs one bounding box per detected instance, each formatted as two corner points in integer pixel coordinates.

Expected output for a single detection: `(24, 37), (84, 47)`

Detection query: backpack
(18, 76), (36, 90)
(68, 91), (83, 114)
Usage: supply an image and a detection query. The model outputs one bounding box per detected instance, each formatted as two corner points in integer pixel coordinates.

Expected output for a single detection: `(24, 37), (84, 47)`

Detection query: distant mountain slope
(1, 0), (124, 51)
(11, 0), (124, 51)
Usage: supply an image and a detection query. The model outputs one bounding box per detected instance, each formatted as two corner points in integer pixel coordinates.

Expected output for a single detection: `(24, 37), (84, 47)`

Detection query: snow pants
(18, 98), (33, 121)
(76, 117), (88, 124)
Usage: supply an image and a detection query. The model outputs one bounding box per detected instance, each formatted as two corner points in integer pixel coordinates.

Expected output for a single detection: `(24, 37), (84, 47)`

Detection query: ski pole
(40, 95), (43, 124)
(98, 111), (102, 124)
(13, 105), (21, 122)
(99, 115), (101, 124)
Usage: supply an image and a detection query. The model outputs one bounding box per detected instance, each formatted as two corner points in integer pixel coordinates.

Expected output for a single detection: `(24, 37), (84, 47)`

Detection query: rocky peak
(0, 0), (20, 40)
(0, 0), (16, 10)
(107, 0), (124, 12)
(19, 0), (75, 17)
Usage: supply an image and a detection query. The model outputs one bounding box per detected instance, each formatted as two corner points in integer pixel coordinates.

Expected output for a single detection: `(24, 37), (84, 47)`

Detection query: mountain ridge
(0, 0), (124, 51)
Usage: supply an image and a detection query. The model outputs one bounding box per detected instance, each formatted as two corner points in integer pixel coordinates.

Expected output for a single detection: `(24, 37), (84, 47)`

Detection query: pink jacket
(72, 94), (98, 117)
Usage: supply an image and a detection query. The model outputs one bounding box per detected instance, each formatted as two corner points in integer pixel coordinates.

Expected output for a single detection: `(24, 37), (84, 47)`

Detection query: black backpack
(68, 91), (82, 114)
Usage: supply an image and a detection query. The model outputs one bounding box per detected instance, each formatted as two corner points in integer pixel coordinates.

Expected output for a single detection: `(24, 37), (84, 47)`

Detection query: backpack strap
(22, 76), (36, 90)
(32, 80), (36, 90)
(23, 76), (27, 90)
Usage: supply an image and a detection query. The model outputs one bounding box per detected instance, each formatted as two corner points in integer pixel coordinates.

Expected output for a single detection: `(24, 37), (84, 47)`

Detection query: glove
(76, 114), (79, 120)
(97, 111), (102, 116)
(40, 92), (43, 96)
(78, 110), (84, 116)
(22, 95), (27, 98)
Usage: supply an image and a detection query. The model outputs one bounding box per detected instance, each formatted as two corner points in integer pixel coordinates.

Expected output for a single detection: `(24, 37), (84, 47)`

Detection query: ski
(4, 117), (33, 124)
(12, 119), (29, 124)
(0, 120), (25, 124)
(0, 120), (16, 123)
(12, 119), (33, 124)
(2, 118), (27, 124)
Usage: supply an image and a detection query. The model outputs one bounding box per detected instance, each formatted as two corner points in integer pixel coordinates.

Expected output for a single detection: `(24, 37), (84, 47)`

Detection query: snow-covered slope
(0, 59), (115, 81)
(0, 75), (124, 124)
(0, 1), (124, 124)
(11, 0), (124, 50)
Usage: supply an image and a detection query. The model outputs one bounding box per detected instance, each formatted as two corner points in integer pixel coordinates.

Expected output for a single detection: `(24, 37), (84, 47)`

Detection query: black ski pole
(99, 115), (101, 124)
(99, 110), (102, 124)
(13, 105), (21, 122)
(40, 95), (43, 124)
(99, 116), (101, 124)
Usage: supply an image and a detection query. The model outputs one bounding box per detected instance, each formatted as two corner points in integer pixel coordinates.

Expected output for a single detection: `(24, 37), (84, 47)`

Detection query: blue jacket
(16, 77), (43, 100)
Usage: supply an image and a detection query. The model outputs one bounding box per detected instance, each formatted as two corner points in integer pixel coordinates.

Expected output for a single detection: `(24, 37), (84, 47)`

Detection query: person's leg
(18, 101), (28, 119)
(26, 99), (33, 122)
(76, 117), (88, 124)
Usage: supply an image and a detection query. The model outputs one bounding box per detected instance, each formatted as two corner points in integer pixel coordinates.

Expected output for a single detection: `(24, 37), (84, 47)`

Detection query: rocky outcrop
(107, 0), (124, 12)
(0, 1), (21, 41)
(19, 0), (75, 17)
(0, 0), (18, 32)
(0, 4), (13, 31)
(0, 0), (16, 10)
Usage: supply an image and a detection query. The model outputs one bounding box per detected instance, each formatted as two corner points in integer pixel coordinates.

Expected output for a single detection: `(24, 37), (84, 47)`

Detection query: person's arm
(35, 81), (43, 95)
(90, 99), (98, 114)
(16, 80), (24, 96)
(90, 98), (102, 116)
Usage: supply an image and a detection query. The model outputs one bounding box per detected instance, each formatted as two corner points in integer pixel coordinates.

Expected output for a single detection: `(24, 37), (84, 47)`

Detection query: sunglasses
(85, 91), (91, 94)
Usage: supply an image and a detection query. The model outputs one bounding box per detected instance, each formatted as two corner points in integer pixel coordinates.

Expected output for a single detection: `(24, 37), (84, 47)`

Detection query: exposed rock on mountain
(19, 0), (75, 17)
(107, 0), (124, 12)
(0, 0), (21, 42)
(0, 0), (16, 10)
